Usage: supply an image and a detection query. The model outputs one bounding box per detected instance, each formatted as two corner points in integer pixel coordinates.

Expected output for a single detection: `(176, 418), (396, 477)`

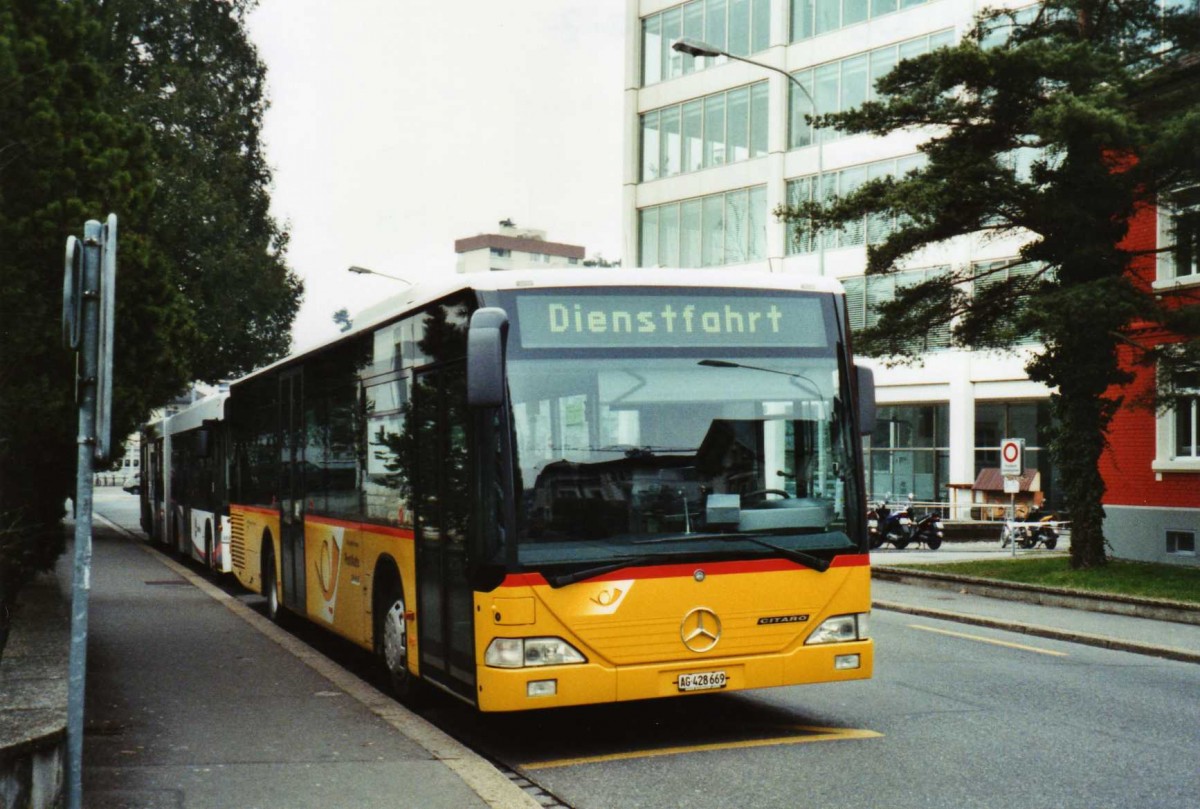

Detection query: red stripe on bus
(304, 514), (415, 540)
(232, 504), (278, 517)
(228, 506), (414, 540)
(500, 553), (870, 587)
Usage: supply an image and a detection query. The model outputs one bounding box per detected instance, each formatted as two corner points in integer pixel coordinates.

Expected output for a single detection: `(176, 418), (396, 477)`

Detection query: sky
(245, 0), (627, 351)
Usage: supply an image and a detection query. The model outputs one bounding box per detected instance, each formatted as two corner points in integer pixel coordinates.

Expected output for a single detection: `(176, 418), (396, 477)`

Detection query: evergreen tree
(780, 0), (1199, 568)
(0, 0), (302, 597)
(98, 0), (302, 381)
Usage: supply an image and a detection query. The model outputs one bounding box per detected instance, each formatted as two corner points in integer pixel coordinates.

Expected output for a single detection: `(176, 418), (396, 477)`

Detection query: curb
(872, 565), (1200, 626)
(95, 514), (541, 809)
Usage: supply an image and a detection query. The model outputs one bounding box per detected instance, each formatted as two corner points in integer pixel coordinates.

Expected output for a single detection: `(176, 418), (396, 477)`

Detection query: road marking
(521, 725), (882, 770)
(909, 623), (1069, 657)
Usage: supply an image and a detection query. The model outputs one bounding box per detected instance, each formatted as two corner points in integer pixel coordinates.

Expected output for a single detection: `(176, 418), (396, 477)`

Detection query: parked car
(123, 473), (141, 495)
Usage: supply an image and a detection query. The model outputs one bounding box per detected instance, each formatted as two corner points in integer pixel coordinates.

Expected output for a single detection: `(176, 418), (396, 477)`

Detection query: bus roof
(234, 268), (847, 387)
(163, 392), (228, 435)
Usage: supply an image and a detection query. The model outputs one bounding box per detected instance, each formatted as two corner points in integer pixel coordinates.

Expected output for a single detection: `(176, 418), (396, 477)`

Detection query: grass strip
(901, 557), (1200, 605)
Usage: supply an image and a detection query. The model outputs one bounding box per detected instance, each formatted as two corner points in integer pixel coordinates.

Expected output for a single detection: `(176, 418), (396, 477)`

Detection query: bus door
(413, 362), (476, 699)
(279, 369), (307, 614)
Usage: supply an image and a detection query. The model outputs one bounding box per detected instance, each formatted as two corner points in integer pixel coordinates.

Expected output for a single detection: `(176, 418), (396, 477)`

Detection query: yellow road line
(522, 726), (882, 770)
(909, 623), (1069, 657)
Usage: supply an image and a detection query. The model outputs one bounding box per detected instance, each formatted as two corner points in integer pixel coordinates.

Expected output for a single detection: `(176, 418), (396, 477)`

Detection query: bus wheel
(263, 544), (283, 624)
(378, 580), (420, 703)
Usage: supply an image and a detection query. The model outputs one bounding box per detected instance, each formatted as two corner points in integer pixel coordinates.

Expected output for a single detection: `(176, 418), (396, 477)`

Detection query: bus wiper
(542, 555), (662, 589)
(634, 532), (832, 573)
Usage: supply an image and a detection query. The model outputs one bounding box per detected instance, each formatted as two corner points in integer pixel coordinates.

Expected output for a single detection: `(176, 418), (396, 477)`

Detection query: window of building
(1167, 529), (1196, 556)
(642, 83), (769, 181)
(971, 259), (1048, 346)
(841, 267), (953, 351)
(785, 154), (925, 253)
(1157, 187), (1200, 285)
(974, 400), (1060, 508)
(865, 403), (950, 502)
(979, 4), (1041, 50)
(1154, 363), (1200, 472)
(639, 186), (767, 268)
(490, 247), (511, 258)
(642, 0), (771, 86)
(788, 30), (954, 148)
(792, 0), (934, 41)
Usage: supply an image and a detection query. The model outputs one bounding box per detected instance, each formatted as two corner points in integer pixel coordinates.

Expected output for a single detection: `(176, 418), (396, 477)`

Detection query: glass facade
(788, 30), (955, 149)
(785, 154), (926, 253)
(841, 267), (953, 351)
(791, 0), (934, 42)
(643, 0), (771, 86)
(974, 400), (1060, 509)
(640, 186), (767, 268)
(970, 260), (1047, 346)
(641, 82), (769, 181)
(866, 403), (949, 502)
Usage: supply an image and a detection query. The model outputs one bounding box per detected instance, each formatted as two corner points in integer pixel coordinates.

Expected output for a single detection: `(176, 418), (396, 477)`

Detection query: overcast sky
(246, 0), (627, 350)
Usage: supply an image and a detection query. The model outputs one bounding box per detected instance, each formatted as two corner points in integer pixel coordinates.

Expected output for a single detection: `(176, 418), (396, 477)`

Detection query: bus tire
(263, 539), (284, 625)
(376, 572), (421, 704)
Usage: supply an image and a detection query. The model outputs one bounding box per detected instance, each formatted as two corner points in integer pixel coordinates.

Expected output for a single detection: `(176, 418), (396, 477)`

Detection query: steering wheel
(742, 489), (790, 503)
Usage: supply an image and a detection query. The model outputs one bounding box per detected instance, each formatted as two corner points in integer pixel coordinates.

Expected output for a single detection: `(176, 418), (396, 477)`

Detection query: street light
(671, 38), (825, 275)
(348, 265), (412, 286)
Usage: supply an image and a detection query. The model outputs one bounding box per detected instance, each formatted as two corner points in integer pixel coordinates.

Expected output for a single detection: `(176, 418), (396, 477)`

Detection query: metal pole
(66, 220), (103, 809)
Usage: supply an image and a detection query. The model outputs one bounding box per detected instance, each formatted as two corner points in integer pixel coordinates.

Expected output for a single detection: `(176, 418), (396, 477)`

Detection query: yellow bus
(224, 269), (876, 711)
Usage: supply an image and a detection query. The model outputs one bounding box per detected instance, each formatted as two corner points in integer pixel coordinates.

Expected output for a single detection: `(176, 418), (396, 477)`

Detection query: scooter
(867, 497), (914, 549)
(909, 511), (944, 550)
(1000, 507), (1059, 550)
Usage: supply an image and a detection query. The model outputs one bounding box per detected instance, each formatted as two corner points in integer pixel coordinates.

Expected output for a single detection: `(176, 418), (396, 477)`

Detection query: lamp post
(671, 38), (825, 275)
(348, 264), (412, 285)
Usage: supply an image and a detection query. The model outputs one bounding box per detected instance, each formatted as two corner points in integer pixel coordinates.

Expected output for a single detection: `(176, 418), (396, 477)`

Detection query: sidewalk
(77, 519), (539, 809)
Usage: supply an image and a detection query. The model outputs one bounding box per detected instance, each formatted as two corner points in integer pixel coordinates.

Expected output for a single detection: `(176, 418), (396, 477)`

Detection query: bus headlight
(805, 613), (869, 645)
(485, 637), (586, 668)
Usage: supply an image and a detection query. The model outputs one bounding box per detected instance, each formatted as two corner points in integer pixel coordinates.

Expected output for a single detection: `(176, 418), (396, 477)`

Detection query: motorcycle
(867, 497), (914, 549)
(1000, 507), (1059, 550)
(909, 511), (944, 550)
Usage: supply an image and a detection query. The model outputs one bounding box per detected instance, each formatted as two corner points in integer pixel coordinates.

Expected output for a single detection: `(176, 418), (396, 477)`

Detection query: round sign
(1002, 441), (1020, 463)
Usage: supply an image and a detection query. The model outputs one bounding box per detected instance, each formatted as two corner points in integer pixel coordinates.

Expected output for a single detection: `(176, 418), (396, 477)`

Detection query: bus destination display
(516, 293), (827, 349)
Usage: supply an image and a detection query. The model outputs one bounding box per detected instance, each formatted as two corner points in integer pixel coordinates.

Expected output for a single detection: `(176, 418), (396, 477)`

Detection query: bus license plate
(678, 670), (727, 692)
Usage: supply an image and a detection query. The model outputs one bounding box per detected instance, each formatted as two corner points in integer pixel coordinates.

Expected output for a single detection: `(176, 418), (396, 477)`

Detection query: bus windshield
(500, 289), (861, 570)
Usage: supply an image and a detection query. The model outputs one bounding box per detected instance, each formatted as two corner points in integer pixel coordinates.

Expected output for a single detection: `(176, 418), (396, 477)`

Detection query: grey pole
(65, 219), (104, 809)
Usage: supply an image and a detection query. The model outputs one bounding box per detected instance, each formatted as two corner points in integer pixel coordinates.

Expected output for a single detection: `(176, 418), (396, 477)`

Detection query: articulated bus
(139, 392), (233, 573)
(158, 269), (877, 712)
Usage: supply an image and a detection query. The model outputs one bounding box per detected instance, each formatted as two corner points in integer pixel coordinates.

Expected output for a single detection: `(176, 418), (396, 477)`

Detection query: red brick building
(1100, 191), (1200, 566)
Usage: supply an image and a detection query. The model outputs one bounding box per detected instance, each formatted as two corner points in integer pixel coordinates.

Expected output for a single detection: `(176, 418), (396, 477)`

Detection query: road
(95, 490), (1199, 809)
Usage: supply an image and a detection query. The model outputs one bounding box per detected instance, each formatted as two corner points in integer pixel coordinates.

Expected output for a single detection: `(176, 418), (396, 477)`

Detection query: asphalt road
(95, 490), (1199, 809)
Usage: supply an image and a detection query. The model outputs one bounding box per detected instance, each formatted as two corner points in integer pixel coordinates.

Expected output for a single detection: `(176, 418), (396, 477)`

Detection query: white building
(622, 0), (1058, 510)
(456, 220), (586, 273)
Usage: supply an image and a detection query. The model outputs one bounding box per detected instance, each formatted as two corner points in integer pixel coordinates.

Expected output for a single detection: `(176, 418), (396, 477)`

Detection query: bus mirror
(468, 307), (509, 408)
(856, 364), (876, 435)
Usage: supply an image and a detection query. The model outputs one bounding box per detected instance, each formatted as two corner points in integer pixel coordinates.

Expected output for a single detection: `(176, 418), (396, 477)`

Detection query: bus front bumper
(475, 639), (873, 712)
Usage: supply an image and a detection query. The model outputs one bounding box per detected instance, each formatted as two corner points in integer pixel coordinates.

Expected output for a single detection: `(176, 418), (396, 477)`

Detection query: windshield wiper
(633, 532), (832, 573)
(542, 555), (662, 589)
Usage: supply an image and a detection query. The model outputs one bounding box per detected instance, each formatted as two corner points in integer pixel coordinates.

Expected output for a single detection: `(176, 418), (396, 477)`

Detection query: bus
(176, 269), (876, 712)
(139, 392), (232, 573)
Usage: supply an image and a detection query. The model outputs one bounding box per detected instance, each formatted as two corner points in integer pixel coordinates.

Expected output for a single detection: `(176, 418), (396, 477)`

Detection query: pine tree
(780, 0), (1200, 568)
